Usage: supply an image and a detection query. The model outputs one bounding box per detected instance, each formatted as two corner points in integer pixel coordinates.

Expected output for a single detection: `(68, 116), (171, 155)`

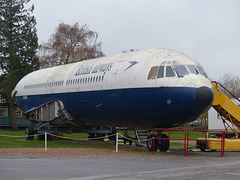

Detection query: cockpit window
(166, 66), (175, 77)
(188, 65), (198, 74)
(148, 66), (158, 79)
(175, 65), (189, 77)
(157, 66), (164, 78)
(197, 66), (208, 78)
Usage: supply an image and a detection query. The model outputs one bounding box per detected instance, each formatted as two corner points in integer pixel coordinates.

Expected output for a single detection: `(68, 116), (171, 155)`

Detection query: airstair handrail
(211, 81), (240, 104)
(211, 81), (240, 137)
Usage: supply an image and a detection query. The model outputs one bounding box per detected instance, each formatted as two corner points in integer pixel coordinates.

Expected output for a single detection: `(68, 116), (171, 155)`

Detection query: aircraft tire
(129, 140), (132, 146)
(158, 134), (170, 151)
(37, 134), (45, 141)
(88, 133), (95, 140)
(107, 128), (116, 140)
(37, 134), (53, 141)
(123, 138), (127, 144)
(147, 134), (158, 151)
(26, 126), (34, 140)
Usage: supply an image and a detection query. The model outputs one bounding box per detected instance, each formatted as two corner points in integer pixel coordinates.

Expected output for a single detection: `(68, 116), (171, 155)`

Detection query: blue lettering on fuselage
(75, 65), (93, 76)
(75, 63), (113, 76)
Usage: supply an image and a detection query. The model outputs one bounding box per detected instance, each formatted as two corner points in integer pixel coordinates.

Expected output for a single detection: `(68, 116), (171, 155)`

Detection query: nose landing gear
(147, 133), (170, 152)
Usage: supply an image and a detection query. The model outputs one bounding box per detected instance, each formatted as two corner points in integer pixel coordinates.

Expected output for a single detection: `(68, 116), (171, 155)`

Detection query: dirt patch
(0, 141), (149, 156)
(2, 144), (240, 166)
(0, 148), (114, 156)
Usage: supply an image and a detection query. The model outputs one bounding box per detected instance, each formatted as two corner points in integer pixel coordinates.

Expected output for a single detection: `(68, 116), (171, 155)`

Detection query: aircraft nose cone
(195, 86), (214, 107)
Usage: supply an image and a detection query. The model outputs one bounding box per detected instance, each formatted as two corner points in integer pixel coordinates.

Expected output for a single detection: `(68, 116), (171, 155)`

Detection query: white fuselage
(14, 48), (213, 129)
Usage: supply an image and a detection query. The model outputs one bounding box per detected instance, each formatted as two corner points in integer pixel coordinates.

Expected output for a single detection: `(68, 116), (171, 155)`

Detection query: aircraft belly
(15, 87), (208, 129)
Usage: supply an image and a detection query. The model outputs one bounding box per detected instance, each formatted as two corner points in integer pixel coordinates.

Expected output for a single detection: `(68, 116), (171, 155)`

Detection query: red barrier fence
(153, 128), (187, 156)
(153, 128), (225, 157)
(187, 129), (225, 157)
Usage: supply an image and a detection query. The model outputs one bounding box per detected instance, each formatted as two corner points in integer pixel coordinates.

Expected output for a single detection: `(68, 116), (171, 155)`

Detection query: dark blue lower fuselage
(15, 87), (209, 129)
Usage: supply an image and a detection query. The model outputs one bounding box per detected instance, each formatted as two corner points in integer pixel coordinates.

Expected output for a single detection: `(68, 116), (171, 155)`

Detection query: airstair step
(137, 130), (148, 132)
(135, 130), (149, 145)
(137, 133), (149, 136)
(138, 135), (148, 139)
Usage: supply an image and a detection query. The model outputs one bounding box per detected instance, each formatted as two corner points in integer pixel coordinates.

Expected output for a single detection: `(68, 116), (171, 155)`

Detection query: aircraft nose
(194, 86), (214, 107)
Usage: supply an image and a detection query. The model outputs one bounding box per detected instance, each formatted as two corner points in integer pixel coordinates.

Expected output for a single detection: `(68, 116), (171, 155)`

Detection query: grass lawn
(0, 128), (206, 148)
(160, 129), (206, 146)
(161, 129), (206, 139)
(0, 129), (114, 149)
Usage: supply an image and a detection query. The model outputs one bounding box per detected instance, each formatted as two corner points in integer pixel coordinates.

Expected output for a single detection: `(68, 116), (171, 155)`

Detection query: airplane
(13, 48), (214, 151)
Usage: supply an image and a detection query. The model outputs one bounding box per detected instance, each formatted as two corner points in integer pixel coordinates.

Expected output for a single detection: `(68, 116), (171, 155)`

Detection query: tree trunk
(10, 103), (18, 131)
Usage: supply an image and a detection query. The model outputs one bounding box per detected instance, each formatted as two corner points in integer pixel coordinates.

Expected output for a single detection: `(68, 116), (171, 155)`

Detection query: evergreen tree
(0, 0), (39, 130)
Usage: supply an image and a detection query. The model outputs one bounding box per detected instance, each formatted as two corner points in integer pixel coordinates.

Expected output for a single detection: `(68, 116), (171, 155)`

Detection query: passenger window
(166, 66), (175, 77)
(197, 66), (208, 78)
(188, 65), (198, 74)
(157, 66), (164, 78)
(148, 66), (158, 79)
(175, 66), (189, 77)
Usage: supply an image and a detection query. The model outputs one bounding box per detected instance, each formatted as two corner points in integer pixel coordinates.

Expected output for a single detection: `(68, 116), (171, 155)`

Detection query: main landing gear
(147, 133), (170, 152)
(25, 125), (34, 140)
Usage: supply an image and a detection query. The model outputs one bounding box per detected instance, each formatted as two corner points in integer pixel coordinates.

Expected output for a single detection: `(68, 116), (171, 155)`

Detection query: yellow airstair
(196, 81), (240, 151)
(211, 81), (240, 136)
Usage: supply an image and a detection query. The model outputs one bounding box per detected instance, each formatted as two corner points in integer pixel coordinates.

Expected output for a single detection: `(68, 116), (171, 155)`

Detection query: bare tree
(39, 23), (104, 68)
(219, 73), (240, 98)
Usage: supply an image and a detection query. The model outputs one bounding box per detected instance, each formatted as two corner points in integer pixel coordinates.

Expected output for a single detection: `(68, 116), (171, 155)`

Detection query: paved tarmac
(1, 153), (240, 180)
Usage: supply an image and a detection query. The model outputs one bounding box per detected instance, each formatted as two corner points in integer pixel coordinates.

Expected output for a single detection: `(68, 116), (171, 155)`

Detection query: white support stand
(45, 132), (47, 152)
(116, 133), (118, 152)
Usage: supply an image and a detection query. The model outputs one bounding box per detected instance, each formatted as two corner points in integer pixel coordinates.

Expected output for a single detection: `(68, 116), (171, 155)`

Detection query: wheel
(129, 140), (132, 146)
(158, 134), (170, 151)
(123, 138), (127, 144)
(107, 127), (116, 140)
(37, 134), (45, 141)
(126, 135), (133, 146)
(197, 143), (206, 152)
(147, 134), (158, 151)
(25, 125), (34, 140)
(88, 133), (95, 140)
(37, 134), (52, 141)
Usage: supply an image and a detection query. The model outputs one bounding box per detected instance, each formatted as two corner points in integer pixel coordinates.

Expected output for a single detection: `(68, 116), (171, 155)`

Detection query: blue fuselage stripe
(16, 87), (207, 129)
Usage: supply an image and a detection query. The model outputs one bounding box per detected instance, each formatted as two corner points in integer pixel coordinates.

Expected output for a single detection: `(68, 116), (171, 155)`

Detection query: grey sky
(31, 0), (240, 80)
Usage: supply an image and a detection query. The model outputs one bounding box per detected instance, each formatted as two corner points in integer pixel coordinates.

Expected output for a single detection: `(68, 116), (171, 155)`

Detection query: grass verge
(0, 128), (206, 148)
(0, 129), (114, 149)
